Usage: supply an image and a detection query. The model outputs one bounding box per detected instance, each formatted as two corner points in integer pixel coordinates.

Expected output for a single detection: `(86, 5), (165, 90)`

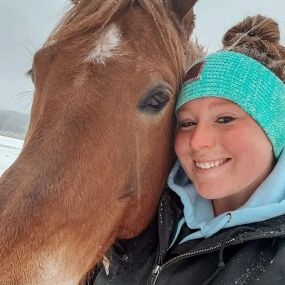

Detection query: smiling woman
(176, 97), (274, 215)
(1, 2), (285, 285)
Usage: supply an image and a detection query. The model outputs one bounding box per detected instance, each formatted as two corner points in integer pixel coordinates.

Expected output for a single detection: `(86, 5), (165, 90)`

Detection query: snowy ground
(0, 135), (23, 176)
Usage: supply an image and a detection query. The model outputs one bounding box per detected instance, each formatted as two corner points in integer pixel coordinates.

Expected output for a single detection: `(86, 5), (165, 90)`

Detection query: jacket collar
(158, 189), (285, 260)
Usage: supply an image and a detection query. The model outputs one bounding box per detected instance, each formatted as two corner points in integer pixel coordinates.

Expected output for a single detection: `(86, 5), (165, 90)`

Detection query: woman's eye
(216, 116), (236, 124)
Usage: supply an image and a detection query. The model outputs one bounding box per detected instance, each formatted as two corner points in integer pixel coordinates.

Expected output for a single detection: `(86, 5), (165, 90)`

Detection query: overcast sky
(1, 0), (284, 114)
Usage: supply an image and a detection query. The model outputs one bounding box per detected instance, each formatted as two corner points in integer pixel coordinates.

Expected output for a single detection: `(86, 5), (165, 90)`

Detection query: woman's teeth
(195, 159), (227, 170)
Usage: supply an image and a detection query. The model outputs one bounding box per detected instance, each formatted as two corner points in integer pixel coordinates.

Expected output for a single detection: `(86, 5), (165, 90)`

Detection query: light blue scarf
(168, 150), (285, 246)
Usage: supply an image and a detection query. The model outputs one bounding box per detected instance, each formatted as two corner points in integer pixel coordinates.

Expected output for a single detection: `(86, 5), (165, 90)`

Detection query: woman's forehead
(178, 97), (238, 112)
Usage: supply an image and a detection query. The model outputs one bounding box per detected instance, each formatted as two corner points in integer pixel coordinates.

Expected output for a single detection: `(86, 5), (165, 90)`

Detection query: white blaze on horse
(0, 0), (203, 284)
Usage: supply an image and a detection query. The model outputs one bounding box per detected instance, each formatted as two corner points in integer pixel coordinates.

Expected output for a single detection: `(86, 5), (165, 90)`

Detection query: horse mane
(45, 0), (197, 81)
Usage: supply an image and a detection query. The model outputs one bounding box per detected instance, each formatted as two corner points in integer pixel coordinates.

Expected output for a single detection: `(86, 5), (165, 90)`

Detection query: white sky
(1, 0), (285, 114)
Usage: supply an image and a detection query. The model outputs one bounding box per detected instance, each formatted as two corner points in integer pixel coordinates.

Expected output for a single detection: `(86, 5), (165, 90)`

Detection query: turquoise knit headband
(176, 51), (285, 158)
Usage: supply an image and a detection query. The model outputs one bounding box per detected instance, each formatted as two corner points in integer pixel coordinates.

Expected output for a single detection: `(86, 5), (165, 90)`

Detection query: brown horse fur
(0, 0), (203, 284)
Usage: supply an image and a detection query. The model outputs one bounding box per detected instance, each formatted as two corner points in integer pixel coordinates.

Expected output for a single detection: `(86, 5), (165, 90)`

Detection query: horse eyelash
(26, 69), (34, 83)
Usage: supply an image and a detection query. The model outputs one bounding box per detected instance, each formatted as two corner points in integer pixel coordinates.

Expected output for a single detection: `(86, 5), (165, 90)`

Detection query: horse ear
(167, 0), (198, 34)
(70, 0), (79, 4)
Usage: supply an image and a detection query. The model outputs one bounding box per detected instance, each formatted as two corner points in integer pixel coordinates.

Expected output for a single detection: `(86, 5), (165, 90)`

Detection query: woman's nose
(189, 123), (217, 150)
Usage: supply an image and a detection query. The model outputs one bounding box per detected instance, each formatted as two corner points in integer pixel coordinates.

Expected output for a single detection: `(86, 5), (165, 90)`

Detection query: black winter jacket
(88, 189), (285, 285)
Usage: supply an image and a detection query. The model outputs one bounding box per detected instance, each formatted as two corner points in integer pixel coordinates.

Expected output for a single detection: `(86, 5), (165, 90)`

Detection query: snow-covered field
(0, 135), (23, 176)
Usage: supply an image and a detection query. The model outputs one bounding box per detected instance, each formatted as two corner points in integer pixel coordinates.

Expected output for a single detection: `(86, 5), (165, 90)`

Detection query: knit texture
(176, 51), (285, 158)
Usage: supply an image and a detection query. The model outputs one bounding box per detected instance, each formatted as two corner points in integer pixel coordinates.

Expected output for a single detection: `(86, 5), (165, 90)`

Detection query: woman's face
(175, 97), (274, 214)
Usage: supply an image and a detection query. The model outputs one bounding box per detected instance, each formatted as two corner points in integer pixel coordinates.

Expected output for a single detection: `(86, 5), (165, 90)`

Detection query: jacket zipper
(150, 237), (236, 284)
(150, 245), (163, 284)
(150, 230), (285, 284)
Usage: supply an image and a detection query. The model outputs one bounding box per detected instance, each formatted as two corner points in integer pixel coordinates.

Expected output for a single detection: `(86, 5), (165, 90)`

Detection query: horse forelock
(45, 0), (192, 81)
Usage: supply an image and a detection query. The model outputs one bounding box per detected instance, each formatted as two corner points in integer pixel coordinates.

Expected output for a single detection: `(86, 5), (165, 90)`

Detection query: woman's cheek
(223, 126), (250, 153)
(174, 131), (187, 156)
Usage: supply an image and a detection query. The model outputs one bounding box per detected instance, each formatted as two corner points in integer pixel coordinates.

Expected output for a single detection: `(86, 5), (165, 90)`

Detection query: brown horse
(0, 0), (202, 284)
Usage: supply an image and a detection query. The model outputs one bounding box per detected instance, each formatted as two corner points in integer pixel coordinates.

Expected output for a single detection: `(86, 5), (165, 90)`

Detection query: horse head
(0, 0), (202, 284)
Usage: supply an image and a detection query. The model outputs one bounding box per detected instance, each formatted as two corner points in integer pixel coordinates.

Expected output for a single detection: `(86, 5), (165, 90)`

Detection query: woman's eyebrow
(208, 101), (232, 109)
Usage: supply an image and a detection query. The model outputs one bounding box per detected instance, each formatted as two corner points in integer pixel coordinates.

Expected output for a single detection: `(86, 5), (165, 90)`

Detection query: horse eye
(138, 88), (170, 114)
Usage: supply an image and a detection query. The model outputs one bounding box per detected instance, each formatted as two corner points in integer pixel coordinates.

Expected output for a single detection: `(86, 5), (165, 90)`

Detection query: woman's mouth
(195, 158), (230, 170)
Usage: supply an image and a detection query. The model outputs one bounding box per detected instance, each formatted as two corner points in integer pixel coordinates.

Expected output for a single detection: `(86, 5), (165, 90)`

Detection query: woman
(91, 15), (285, 285)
